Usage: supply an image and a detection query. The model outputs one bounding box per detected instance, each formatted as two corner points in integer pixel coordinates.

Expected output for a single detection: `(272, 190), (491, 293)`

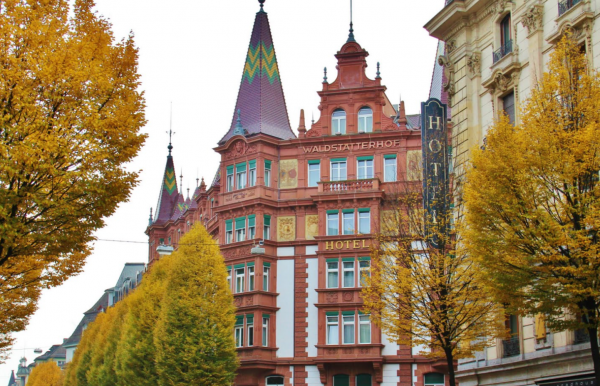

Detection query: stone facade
(425, 0), (598, 384)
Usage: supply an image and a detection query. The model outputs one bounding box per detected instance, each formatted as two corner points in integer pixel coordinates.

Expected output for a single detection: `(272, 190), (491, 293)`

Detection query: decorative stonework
(494, 72), (511, 92)
(325, 292), (339, 303)
(277, 216), (296, 242)
(279, 159), (298, 189)
(467, 53), (481, 76)
(305, 215), (319, 240)
(496, 0), (513, 14)
(446, 39), (457, 53)
(342, 292), (353, 301)
(521, 5), (543, 34)
(438, 55), (455, 97)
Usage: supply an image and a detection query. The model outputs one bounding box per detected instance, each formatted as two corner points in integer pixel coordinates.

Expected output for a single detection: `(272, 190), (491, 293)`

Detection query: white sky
(0, 0), (444, 382)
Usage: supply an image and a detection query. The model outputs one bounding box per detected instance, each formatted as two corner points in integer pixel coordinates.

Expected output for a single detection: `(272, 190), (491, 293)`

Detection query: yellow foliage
(464, 34), (600, 334)
(0, 0), (146, 360)
(27, 361), (63, 386)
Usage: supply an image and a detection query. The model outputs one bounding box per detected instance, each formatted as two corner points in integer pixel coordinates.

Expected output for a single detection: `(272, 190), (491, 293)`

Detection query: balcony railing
(558, 0), (582, 16)
(502, 336), (520, 358)
(319, 178), (380, 193)
(493, 40), (513, 64)
(574, 328), (591, 344)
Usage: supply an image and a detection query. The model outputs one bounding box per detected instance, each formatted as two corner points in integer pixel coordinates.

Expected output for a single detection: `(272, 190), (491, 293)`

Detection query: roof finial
(323, 67), (328, 83)
(233, 109), (247, 136)
(187, 187), (190, 199)
(376, 62), (381, 79)
(167, 102), (175, 156)
(259, 0), (265, 12)
(179, 169), (183, 193)
(312, 112), (315, 125)
(149, 207), (153, 225)
(347, 0), (356, 43)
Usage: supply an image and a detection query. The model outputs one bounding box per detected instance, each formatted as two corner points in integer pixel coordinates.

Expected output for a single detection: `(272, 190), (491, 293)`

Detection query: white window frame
(249, 164), (257, 187)
(262, 317), (269, 346)
(308, 162), (320, 187)
(359, 260), (370, 287)
(226, 229), (233, 244)
(235, 267), (245, 293)
(327, 261), (339, 289)
(342, 314), (355, 344)
(263, 265), (270, 291)
(237, 169), (247, 190)
(248, 266), (255, 291)
(332, 109), (346, 135)
(357, 158), (374, 179)
(358, 211), (370, 234)
(359, 314), (371, 344)
(265, 163), (271, 187)
(235, 325), (244, 347)
(249, 222), (256, 239)
(342, 211), (354, 235)
(247, 319), (254, 346)
(330, 160), (347, 181)
(358, 107), (373, 133)
(384, 157), (397, 182)
(227, 169), (234, 192)
(342, 260), (355, 288)
(235, 219), (246, 242)
(327, 212), (339, 236)
(327, 315), (339, 345)
(227, 267), (232, 289)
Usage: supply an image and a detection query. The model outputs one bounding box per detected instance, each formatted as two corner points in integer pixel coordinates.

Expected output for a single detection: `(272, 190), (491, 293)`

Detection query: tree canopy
(464, 35), (600, 380)
(0, 0), (146, 359)
(26, 361), (63, 386)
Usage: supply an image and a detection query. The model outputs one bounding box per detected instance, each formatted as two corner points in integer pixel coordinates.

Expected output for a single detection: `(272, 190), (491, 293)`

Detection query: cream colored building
(425, 0), (596, 385)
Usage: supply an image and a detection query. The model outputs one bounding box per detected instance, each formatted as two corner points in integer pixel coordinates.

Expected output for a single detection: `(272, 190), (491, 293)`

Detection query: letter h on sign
(420, 98), (449, 249)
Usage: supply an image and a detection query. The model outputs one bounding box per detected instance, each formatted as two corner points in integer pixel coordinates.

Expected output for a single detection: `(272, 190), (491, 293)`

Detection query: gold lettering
(428, 115), (441, 130)
(429, 139), (442, 153)
(353, 240), (360, 249)
(376, 141), (384, 148)
(432, 162), (442, 176)
(335, 241), (344, 249)
(345, 240), (351, 249)
(362, 239), (367, 248)
(326, 241), (334, 250)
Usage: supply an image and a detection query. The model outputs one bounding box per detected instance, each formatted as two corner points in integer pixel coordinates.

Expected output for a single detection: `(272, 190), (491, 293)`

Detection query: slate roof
(7, 370), (16, 386)
(153, 152), (179, 225)
(219, 4), (295, 144)
(34, 344), (66, 362)
(114, 263), (145, 291)
(428, 40), (452, 118)
(63, 292), (109, 347)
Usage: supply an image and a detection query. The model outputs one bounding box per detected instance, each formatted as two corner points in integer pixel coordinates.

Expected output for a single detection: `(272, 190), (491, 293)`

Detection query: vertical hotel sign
(420, 98), (448, 248)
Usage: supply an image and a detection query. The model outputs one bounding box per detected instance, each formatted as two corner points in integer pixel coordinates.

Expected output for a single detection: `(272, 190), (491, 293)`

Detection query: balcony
(502, 336), (520, 358)
(559, 0), (582, 16)
(318, 178), (380, 193)
(493, 40), (513, 64)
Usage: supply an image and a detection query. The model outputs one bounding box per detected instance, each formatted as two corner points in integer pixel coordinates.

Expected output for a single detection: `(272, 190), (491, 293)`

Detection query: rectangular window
(343, 259), (355, 288)
(246, 314), (254, 346)
(235, 266), (245, 293)
(225, 219), (233, 244)
(248, 264), (255, 291)
(357, 157), (374, 179)
(263, 263), (270, 291)
(264, 160), (271, 187)
(331, 159), (347, 181)
(262, 315), (269, 346)
(327, 210), (339, 235)
(308, 160), (320, 187)
(503, 92), (515, 125)
(264, 215), (271, 240)
(235, 316), (244, 347)
(359, 257), (371, 287)
(226, 165), (234, 192)
(359, 313), (371, 344)
(227, 266), (232, 289)
(236, 162), (247, 189)
(342, 209), (354, 235)
(235, 217), (246, 242)
(249, 160), (257, 187)
(326, 314), (339, 345)
(384, 155), (397, 182)
(342, 313), (355, 344)
(327, 260), (339, 288)
(358, 208), (370, 234)
(248, 215), (256, 239)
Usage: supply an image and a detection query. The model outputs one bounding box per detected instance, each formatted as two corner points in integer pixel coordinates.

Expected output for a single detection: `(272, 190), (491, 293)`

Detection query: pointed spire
(347, 0), (356, 43)
(323, 67), (328, 83)
(233, 109), (247, 136)
(219, 5), (294, 144)
(200, 177), (206, 191)
(376, 62), (381, 79)
(148, 207), (153, 225)
(179, 169), (183, 193)
(153, 145), (179, 225)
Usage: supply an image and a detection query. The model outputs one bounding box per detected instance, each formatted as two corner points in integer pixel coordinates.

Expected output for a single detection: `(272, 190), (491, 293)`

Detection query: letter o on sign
(428, 139), (442, 153)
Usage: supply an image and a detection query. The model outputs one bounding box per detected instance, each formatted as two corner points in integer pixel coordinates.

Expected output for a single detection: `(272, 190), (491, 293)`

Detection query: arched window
(333, 374), (350, 386)
(356, 374), (372, 386)
(424, 373), (445, 386)
(358, 107), (373, 132)
(332, 109), (346, 135)
(266, 375), (284, 386)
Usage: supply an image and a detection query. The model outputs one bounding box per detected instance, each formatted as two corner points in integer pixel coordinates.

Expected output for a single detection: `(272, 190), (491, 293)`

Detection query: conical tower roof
(153, 149), (179, 225)
(219, 2), (295, 144)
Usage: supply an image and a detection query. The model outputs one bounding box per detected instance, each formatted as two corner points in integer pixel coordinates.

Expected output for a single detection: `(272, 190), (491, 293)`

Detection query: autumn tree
(154, 224), (239, 386)
(0, 0), (146, 358)
(362, 183), (504, 386)
(26, 361), (63, 386)
(464, 35), (600, 381)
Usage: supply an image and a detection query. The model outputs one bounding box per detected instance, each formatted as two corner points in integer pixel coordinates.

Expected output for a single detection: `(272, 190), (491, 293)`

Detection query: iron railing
(574, 328), (591, 344)
(558, 0), (582, 16)
(502, 336), (520, 357)
(493, 40), (513, 63)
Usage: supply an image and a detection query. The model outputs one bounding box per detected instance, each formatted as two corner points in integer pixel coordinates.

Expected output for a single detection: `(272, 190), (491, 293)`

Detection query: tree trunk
(587, 326), (600, 385)
(444, 348), (457, 386)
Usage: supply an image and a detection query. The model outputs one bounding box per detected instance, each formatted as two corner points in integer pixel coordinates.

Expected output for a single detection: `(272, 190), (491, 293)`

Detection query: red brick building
(146, 2), (450, 385)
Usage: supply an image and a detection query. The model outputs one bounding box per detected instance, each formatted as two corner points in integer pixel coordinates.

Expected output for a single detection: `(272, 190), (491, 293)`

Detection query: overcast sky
(1, 0), (444, 382)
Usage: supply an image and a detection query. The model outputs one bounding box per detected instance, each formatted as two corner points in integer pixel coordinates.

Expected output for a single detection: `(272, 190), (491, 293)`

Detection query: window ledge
(547, 2), (594, 45)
